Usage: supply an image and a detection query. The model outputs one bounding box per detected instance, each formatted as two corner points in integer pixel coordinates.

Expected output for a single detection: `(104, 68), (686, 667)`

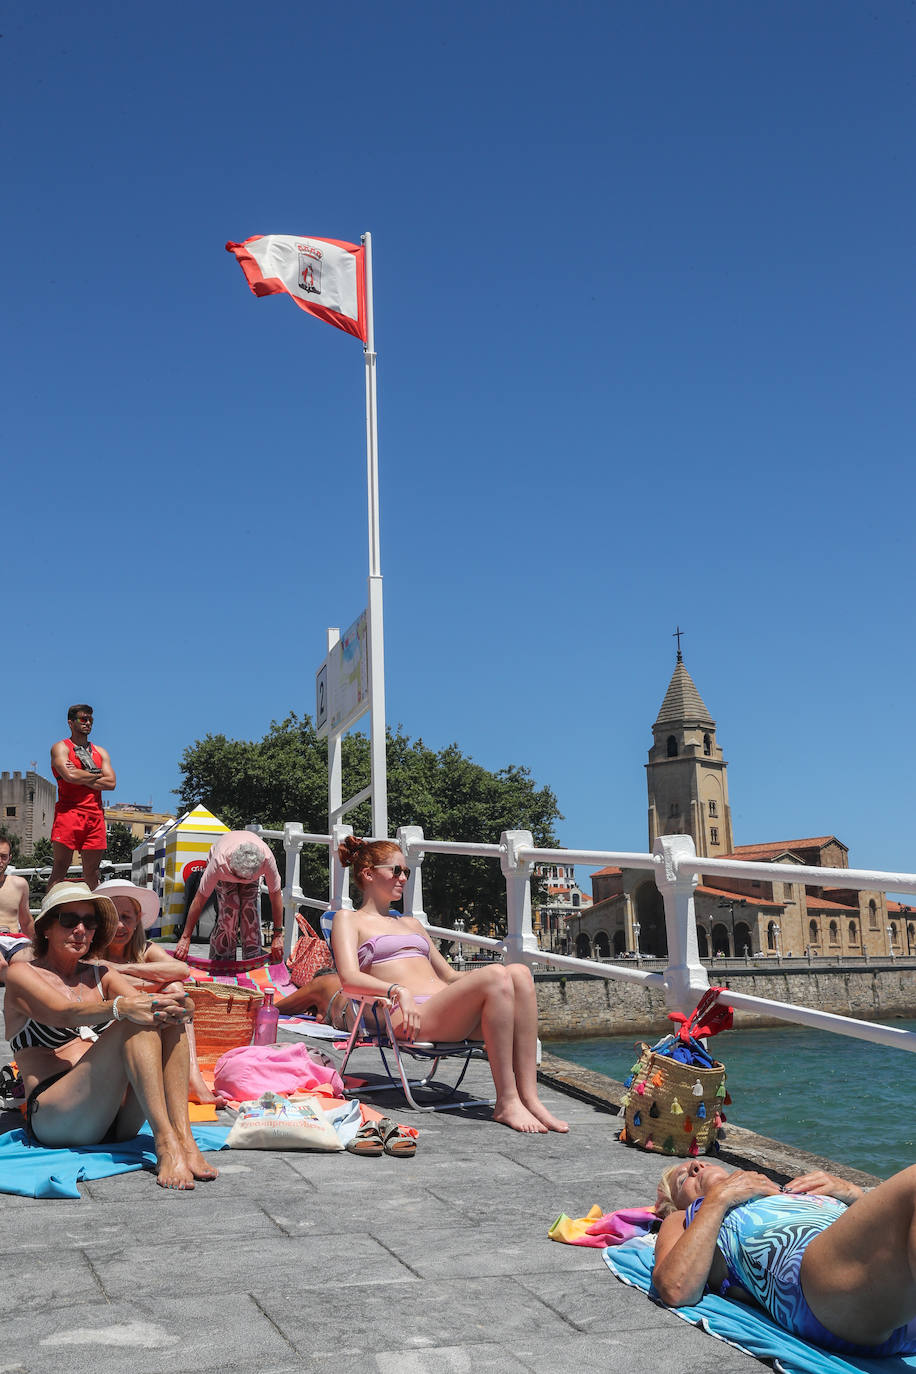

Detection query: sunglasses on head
(56, 912), (100, 930)
(373, 864), (411, 879)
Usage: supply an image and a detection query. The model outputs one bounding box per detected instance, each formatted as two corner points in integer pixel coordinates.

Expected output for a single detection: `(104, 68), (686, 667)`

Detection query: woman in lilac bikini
(653, 1158), (916, 1356)
(332, 837), (567, 1134)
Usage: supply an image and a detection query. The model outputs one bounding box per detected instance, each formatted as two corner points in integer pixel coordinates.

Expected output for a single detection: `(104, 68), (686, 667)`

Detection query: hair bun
(337, 835), (368, 868)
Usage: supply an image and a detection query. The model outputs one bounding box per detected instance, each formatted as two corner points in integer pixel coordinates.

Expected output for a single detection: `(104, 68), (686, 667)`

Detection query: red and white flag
(225, 234), (367, 342)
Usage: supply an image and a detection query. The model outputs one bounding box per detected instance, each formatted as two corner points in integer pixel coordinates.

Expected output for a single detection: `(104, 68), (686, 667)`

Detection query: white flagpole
(362, 231), (388, 838)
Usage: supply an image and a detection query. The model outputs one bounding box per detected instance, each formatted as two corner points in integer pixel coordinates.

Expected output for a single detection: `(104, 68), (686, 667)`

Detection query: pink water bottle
(252, 988), (279, 1045)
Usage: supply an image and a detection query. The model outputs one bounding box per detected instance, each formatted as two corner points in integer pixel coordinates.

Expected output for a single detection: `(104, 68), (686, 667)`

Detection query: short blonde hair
(655, 1162), (683, 1217)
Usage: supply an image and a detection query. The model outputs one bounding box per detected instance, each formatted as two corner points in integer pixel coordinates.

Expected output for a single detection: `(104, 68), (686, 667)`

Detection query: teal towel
(0, 1125), (231, 1199)
(603, 1235), (916, 1374)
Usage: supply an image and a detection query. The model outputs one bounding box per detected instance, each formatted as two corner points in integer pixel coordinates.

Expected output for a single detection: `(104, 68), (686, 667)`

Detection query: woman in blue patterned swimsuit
(653, 1158), (916, 1356)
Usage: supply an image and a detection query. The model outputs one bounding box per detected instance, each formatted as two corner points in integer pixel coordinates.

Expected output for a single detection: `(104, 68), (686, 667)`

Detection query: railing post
(652, 834), (708, 1015)
(330, 822), (354, 911)
(397, 825), (428, 926)
(281, 822), (304, 959)
(500, 830), (539, 964)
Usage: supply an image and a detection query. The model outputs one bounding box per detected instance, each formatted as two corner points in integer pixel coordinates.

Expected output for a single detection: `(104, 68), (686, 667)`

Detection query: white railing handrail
(264, 822), (916, 1059)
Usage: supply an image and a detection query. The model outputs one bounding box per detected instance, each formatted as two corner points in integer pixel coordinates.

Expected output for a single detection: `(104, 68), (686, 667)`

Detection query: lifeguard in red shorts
(49, 704), (117, 890)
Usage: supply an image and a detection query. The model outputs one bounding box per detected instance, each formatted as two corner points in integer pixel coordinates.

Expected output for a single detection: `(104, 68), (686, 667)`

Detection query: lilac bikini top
(357, 929), (431, 971)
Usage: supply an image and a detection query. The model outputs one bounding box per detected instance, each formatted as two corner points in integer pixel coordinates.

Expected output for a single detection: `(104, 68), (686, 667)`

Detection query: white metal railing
(239, 822), (916, 1058)
(13, 860), (133, 911)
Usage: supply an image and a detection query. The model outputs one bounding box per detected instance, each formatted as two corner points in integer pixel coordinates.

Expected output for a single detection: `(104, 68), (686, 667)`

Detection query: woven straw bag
(621, 1044), (726, 1157)
(188, 983), (264, 1069)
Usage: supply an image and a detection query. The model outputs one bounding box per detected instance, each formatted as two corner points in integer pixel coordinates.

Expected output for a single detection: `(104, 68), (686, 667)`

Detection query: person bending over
(4, 882), (218, 1190)
(332, 836), (567, 1135)
(94, 878), (226, 1108)
(653, 1157), (916, 1356)
(174, 832), (284, 966)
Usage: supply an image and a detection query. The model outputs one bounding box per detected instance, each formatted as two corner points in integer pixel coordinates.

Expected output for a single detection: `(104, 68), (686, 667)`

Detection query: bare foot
(523, 1098), (569, 1133)
(189, 1082), (229, 1109)
(181, 1136), (220, 1181)
(156, 1146), (195, 1190)
(492, 1101), (548, 1133)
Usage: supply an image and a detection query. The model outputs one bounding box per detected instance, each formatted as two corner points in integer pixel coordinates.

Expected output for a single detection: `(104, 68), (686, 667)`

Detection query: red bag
(288, 913), (335, 987)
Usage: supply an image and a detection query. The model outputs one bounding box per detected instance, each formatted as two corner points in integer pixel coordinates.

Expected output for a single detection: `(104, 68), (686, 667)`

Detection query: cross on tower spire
(673, 625), (684, 662)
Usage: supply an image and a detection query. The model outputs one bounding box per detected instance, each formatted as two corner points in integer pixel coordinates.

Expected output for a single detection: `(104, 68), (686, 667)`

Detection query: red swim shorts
(51, 806), (107, 852)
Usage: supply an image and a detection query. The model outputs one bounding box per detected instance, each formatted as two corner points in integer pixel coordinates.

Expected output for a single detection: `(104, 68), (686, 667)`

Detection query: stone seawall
(536, 964), (916, 1039)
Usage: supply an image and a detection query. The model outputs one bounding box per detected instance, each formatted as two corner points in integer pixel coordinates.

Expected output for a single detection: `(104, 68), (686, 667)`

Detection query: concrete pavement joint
(248, 1293), (301, 1355)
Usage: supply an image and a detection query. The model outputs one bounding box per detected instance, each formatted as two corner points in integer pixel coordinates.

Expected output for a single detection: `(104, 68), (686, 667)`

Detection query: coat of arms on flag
(226, 234), (367, 342)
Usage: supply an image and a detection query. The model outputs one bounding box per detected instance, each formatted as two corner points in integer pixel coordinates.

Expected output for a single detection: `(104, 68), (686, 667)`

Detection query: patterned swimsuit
(686, 1193), (916, 1356)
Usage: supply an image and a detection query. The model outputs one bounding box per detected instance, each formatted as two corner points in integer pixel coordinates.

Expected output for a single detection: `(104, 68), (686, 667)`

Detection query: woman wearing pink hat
(4, 881), (219, 1190)
(93, 880), (226, 1109)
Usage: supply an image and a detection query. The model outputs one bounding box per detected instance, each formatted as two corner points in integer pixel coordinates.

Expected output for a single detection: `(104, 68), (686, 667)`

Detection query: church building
(570, 651), (911, 961)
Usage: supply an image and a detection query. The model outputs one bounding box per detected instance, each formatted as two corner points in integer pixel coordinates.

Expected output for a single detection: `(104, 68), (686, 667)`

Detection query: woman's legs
(504, 964), (567, 1132)
(406, 966), (556, 1133)
(30, 1022), (215, 1190)
(800, 1164), (916, 1346)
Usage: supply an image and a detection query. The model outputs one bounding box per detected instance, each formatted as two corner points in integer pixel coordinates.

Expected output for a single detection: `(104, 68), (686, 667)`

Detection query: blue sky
(4, 1), (914, 884)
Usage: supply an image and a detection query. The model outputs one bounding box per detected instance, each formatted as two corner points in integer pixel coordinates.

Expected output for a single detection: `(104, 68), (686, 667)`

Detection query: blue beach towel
(603, 1235), (916, 1374)
(0, 1124), (231, 1200)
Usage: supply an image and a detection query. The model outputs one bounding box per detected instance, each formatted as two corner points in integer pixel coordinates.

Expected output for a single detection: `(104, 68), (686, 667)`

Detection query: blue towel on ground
(0, 1124), (231, 1200)
(603, 1235), (916, 1374)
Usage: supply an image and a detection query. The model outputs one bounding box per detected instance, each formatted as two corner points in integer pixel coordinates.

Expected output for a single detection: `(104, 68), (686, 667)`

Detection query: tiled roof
(591, 865), (622, 876)
(654, 660), (714, 726)
(804, 894), (858, 912)
(696, 884), (782, 909)
(721, 837), (842, 862)
(887, 901), (915, 916)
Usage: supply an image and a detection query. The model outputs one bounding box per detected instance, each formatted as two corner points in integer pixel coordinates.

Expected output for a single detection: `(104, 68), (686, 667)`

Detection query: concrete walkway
(0, 1009), (877, 1374)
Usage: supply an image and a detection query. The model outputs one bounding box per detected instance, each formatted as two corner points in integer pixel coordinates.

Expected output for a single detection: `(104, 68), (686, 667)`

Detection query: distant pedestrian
(174, 831), (284, 965)
(0, 837), (32, 982)
(49, 705), (116, 889)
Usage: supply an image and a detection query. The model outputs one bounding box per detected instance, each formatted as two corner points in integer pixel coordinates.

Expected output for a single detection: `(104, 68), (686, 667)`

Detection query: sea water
(550, 1020), (916, 1180)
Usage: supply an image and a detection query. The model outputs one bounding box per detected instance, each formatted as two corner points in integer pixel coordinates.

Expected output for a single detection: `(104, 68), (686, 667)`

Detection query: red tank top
(53, 739), (104, 813)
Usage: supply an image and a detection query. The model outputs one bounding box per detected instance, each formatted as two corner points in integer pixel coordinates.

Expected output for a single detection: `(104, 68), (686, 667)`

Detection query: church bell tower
(646, 644), (733, 858)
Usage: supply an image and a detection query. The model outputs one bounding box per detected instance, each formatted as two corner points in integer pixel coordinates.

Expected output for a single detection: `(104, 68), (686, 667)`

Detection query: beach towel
(0, 1124), (230, 1200)
(549, 1204), (657, 1247)
(603, 1235), (916, 1374)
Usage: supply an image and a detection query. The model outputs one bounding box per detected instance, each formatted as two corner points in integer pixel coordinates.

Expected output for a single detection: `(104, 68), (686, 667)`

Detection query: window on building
(28, 790), (34, 802)
(890, 922), (898, 944)
(849, 920), (858, 944)
(669, 802), (680, 817)
(869, 899), (878, 930)
(808, 919), (819, 945)
(767, 922), (778, 950)
(703, 733), (712, 756)
(709, 827), (719, 844)
(708, 800), (717, 817)
(829, 920), (839, 944)
(5, 806), (15, 818)
(667, 735), (678, 758)
(783, 882), (794, 899)
(572, 893), (580, 907)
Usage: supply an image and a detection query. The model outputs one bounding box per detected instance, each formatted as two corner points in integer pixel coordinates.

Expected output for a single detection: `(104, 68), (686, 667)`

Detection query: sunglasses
(373, 864), (411, 880)
(56, 912), (100, 930)
(76, 715), (93, 723)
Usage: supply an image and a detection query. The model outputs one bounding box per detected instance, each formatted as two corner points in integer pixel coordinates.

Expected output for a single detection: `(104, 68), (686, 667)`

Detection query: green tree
(106, 822), (138, 866)
(175, 714), (562, 935)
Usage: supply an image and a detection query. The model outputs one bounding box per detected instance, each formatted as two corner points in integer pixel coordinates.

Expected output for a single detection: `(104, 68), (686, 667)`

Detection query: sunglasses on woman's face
(56, 912), (100, 931)
(373, 864), (411, 880)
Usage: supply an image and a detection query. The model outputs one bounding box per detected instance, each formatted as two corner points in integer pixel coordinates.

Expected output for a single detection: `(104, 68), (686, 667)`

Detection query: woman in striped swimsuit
(653, 1158), (916, 1356)
(4, 881), (217, 1190)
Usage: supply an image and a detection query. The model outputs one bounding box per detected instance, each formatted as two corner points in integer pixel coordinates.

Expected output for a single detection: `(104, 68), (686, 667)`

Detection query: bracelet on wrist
(112, 996), (124, 1022)
(387, 983), (401, 1000)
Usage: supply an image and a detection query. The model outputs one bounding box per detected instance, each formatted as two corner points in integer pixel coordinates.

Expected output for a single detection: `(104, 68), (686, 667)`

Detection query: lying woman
(274, 970), (354, 1030)
(332, 836), (567, 1134)
(653, 1157), (916, 1356)
(4, 881), (218, 1190)
(93, 878), (226, 1107)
